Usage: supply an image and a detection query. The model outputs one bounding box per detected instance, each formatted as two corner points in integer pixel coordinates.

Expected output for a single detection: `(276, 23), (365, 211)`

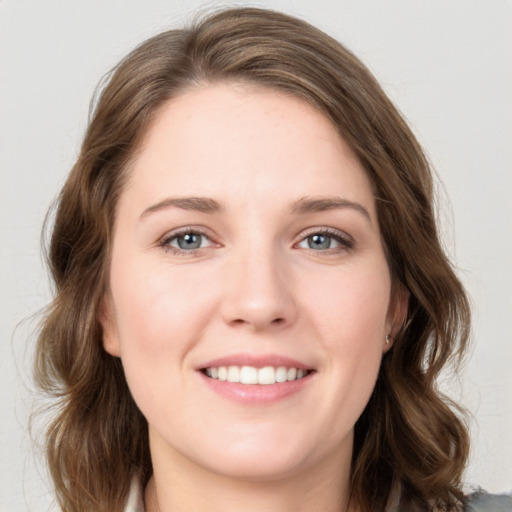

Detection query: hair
(35, 7), (471, 512)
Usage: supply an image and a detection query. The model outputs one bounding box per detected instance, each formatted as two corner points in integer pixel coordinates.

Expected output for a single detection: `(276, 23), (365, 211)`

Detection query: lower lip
(198, 371), (313, 404)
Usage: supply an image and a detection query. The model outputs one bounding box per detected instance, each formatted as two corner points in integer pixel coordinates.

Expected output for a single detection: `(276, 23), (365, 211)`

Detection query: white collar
(124, 475), (145, 512)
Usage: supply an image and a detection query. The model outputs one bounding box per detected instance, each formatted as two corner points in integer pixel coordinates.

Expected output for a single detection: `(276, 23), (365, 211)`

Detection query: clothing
(124, 476), (144, 512)
(465, 491), (512, 511)
(123, 477), (512, 512)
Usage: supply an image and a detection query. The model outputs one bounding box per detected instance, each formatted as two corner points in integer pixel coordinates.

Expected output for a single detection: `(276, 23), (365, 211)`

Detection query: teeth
(203, 365), (309, 384)
(258, 366), (275, 385)
(227, 366), (240, 383)
(240, 366), (258, 384)
(275, 366), (287, 383)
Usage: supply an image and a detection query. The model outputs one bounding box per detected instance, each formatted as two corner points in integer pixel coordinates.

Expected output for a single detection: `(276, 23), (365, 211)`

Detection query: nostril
(229, 317), (286, 328)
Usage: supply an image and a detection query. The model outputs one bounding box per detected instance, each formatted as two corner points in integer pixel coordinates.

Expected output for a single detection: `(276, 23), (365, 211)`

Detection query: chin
(184, 423), (341, 483)
(200, 447), (312, 482)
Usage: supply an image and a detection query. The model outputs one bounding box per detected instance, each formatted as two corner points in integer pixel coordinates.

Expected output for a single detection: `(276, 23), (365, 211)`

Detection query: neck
(145, 432), (355, 512)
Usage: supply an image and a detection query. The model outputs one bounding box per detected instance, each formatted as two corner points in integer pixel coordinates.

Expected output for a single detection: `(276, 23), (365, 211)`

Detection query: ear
(98, 295), (121, 357)
(384, 283), (409, 352)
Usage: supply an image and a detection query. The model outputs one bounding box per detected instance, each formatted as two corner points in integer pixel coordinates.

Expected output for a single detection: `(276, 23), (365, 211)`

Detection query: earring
(385, 334), (392, 344)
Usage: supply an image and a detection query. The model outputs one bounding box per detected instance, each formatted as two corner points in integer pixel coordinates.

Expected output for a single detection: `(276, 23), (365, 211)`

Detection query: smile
(202, 365), (311, 385)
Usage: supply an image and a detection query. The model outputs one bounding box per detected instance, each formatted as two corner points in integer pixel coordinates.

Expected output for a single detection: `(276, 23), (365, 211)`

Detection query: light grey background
(1, 0), (511, 510)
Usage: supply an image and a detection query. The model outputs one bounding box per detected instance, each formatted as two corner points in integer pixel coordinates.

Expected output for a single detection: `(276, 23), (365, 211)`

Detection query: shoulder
(464, 490), (512, 511)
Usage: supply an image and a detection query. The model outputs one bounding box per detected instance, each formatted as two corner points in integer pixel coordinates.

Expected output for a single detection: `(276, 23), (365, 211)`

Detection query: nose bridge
(222, 234), (296, 330)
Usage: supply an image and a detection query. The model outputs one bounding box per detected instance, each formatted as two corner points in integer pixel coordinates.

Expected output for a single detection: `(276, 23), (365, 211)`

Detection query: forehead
(121, 82), (376, 217)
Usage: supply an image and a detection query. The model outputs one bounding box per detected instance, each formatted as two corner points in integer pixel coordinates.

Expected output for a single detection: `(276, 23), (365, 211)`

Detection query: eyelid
(294, 227), (355, 251)
(157, 226), (218, 254)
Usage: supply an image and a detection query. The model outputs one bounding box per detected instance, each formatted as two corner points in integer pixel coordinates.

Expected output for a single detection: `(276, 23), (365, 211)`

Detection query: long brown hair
(35, 7), (470, 511)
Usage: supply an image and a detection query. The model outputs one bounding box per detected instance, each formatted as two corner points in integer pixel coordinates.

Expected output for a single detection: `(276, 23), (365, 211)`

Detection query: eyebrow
(140, 195), (372, 224)
(140, 197), (223, 219)
(290, 196), (372, 223)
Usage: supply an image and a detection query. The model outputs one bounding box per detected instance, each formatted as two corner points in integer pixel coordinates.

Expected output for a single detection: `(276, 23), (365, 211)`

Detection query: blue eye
(160, 230), (213, 253)
(173, 232), (204, 250)
(305, 234), (337, 250)
(297, 230), (353, 252)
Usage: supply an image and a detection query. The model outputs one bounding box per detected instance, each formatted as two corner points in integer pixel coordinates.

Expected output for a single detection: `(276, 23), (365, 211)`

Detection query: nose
(221, 245), (298, 332)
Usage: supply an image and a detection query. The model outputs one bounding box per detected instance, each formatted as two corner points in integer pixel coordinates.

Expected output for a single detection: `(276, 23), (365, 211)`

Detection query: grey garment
(465, 491), (512, 511)
(391, 483), (512, 512)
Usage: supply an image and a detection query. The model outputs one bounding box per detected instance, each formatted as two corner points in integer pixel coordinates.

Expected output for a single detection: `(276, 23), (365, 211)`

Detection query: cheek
(300, 263), (390, 409)
(301, 262), (391, 343)
(108, 259), (197, 376)
(110, 256), (213, 350)
(108, 263), (214, 424)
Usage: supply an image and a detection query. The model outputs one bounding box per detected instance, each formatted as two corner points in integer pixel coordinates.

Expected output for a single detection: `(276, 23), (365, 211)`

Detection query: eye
(301, 233), (338, 250)
(173, 232), (206, 250)
(296, 229), (353, 252)
(159, 228), (214, 254)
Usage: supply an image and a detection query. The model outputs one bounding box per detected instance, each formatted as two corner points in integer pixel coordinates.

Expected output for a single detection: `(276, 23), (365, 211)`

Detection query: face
(102, 83), (400, 482)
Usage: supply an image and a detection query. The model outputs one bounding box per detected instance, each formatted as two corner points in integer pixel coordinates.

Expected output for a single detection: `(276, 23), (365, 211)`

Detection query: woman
(34, 7), (510, 512)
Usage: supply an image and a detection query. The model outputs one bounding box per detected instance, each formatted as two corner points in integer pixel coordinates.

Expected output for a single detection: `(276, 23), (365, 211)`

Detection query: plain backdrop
(1, 0), (511, 510)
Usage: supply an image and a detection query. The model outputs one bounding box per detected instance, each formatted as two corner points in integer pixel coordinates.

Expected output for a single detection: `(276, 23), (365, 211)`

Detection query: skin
(101, 83), (405, 512)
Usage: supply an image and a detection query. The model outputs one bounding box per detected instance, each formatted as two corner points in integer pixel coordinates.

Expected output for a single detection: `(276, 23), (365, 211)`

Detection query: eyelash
(157, 227), (354, 256)
(295, 227), (354, 253)
(158, 227), (214, 255)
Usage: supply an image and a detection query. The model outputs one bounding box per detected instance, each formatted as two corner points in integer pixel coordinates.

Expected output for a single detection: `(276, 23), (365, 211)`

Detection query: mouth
(201, 365), (313, 385)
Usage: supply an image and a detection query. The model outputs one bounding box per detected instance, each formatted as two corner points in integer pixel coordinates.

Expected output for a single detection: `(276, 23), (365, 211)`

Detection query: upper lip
(197, 353), (313, 370)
